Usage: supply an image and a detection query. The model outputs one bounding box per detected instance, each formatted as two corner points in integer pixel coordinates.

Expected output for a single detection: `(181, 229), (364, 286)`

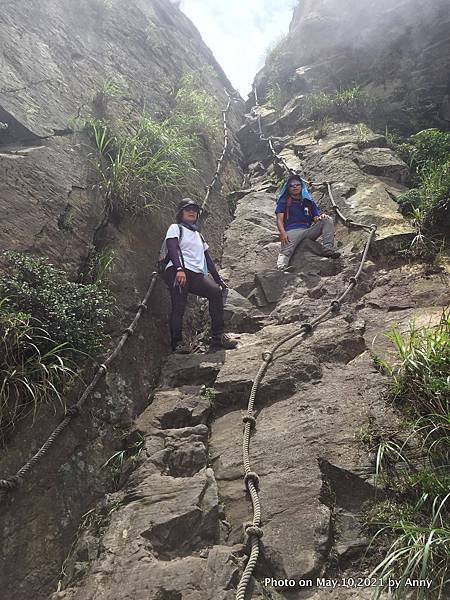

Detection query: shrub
(0, 252), (113, 358)
(334, 85), (373, 120)
(406, 129), (450, 174)
(393, 130), (450, 233)
(0, 252), (113, 431)
(368, 492), (450, 600)
(355, 122), (371, 145)
(302, 91), (335, 121)
(88, 71), (222, 214)
(301, 85), (375, 123)
(314, 116), (332, 140)
(396, 188), (422, 214)
(420, 160), (450, 231)
(387, 311), (450, 426)
(264, 34), (288, 76)
(90, 117), (196, 214)
(0, 304), (76, 429)
(101, 433), (145, 489)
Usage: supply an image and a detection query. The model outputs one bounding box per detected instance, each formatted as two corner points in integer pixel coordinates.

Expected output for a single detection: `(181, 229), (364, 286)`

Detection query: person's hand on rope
(280, 231), (290, 246)
(213, 275), (228, 292)
(175, 269), (186, 287)
(218, 277), (228, 290)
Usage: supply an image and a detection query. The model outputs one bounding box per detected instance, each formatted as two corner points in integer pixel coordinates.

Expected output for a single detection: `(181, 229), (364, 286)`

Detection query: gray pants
(277, 219), (335, 268)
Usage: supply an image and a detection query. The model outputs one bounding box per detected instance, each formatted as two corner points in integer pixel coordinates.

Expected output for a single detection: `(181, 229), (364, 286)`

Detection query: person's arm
(276, 213), (289, 246)
(313, 213), (332, 222)
(204, 250), (226, 287)
(311, 201), (330, 223)
(166, 237), (183, 269)
(166, 237), (186, 287)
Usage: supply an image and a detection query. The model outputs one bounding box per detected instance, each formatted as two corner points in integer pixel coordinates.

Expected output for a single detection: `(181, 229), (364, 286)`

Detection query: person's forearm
(166, 237), (183, 269)
(205, 250), (222, 284)
(277, 213), (286, 234)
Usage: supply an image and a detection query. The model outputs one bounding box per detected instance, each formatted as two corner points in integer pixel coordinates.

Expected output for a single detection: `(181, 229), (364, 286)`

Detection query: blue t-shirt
(275, 197), (320, 231)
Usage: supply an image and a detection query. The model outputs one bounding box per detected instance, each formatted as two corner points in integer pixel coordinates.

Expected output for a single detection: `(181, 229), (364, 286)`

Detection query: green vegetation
(394, 129), (450, 233)
(266, 81), (291, 111)
(171, 73), (221, 145)
(86, 248), (116, 286)
(302, 85), (375, 123)
(90, 116), (195, 214)
(355, 122), (371, 145)
(101, 433), (145, 489)
(0, 252), (113, 432)
(313, 116), (332, 140)
(262, 33), (300, 108)
(88, 70), (222, 215)
(264, 81), (373, 119)
(367, 312), (450, 598)
(385, 126), (402, 148)
(200, 386), (217, 407)
(264, 34), (288, 78)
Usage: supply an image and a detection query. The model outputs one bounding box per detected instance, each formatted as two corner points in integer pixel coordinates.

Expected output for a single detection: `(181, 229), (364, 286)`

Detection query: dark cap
(177, 198), (201, 213)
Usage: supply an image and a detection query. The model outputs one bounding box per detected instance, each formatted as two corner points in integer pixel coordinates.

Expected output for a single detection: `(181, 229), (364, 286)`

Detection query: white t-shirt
(165, 223), (209, 273)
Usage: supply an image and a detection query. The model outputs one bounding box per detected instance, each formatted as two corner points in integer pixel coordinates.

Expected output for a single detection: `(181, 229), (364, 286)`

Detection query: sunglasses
(289, 183), (301, 188)
(184, 207), (199, 212)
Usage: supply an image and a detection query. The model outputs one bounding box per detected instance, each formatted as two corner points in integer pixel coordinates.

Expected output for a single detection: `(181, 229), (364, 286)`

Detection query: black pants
(164, 267), (224, 345)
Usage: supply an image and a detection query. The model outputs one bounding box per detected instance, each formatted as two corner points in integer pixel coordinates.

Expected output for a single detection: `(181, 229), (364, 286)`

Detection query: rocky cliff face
(0, 2), (243, 599)
(254, 0), (450, 133)
(1, 2), (449, 600)
(50, 110), (448, 600)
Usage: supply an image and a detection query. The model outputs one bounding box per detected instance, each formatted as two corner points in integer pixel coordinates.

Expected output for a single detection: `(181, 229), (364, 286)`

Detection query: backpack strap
(177, 224), (185, 270)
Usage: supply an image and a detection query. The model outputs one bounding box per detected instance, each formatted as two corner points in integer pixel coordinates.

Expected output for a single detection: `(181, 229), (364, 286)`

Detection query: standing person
(163, 198), (237, 353)
(275, 174), (341, 270)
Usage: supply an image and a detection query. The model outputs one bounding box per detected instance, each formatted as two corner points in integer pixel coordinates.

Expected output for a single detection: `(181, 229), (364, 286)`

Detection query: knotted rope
(202, 88), (240, 211)
(0, 88), (239, 502)
(235, 88), (378, 600)
(0, 271), (159, 501)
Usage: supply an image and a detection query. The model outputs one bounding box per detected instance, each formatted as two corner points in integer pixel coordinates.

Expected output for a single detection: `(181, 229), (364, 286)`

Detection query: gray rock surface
(53, 96), (449, 598)
(2, 2), (449, 600)
(253, 0), (450, 133)
(0, 2), (244, 600)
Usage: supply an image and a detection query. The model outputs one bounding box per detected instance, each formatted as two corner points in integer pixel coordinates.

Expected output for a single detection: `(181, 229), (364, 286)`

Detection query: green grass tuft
(89, 116), (196, 215)
(367, 312), (450, 598)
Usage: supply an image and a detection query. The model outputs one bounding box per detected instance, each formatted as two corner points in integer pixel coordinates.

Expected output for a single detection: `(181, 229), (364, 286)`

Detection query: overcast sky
(179, 0), (296, 98)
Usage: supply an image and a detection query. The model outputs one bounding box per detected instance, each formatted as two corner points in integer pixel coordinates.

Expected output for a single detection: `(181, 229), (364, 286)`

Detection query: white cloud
(179, 0), (296, 97)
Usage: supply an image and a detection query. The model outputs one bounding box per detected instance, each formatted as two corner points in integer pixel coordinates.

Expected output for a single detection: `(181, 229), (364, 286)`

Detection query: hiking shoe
(322, 248), (341, 259)
(276, 264), (294, 272)
(210, 334), (238, 350)
(172, 341), (191, 354)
